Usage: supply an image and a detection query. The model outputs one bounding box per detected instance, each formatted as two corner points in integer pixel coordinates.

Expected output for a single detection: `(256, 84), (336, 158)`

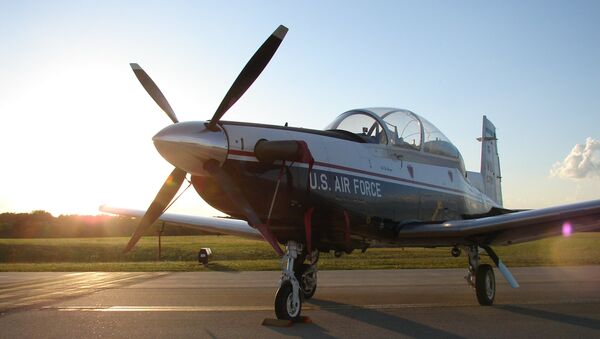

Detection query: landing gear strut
(275, 241), (303, 321)
(274, 242), (320, 320)
(296, 250), (318, 300)
(464, 244), (520, 306)
(465, 245), (495, 305)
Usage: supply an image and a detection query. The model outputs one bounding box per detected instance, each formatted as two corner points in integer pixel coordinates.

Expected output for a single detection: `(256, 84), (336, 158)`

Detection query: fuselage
(160, 108), (500, 252)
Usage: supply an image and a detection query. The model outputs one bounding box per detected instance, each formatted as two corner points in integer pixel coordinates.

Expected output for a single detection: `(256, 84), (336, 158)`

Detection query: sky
(0, 0), (599, 216)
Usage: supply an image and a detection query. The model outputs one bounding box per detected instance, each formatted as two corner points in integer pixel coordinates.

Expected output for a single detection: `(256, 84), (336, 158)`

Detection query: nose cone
(153, 122), (228, 175)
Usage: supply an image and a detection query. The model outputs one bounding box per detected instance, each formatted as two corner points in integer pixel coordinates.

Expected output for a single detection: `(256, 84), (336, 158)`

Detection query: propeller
(126, 63), (185, 252)
(206, 25), (288, 131)
(130, 63), (179, 123)
(123, 168), (186, 253)
(125, 25), (288, 254)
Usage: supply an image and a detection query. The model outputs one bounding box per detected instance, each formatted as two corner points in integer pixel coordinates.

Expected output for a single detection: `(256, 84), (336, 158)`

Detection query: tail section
(477, 116), (503, 206)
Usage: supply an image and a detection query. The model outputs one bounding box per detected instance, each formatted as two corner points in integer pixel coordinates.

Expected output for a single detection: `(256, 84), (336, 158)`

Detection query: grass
(0, 233), (599, 272)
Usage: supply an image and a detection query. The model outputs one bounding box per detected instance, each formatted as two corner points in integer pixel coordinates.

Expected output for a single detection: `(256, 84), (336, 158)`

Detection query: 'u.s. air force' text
(309, 172), (382, 198)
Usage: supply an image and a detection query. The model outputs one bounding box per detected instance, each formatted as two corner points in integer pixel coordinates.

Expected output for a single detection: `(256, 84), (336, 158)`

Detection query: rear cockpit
(326, 108), (465, 170)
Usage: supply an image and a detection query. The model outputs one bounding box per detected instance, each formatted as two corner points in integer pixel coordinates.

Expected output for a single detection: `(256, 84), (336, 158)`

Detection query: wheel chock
(262, 318), (293, 327)
(262, 316), (312, 327)
(298, 316), (312, 323)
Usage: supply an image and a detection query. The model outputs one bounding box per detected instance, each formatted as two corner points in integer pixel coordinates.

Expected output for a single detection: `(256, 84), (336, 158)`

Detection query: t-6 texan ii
(101, 25), (600, 321)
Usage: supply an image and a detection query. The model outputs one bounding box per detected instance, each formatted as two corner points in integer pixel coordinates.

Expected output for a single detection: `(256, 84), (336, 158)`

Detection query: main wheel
(476, 264), (495, 306)
(274, 280), (302, 321)
(296, 263), (317, 300)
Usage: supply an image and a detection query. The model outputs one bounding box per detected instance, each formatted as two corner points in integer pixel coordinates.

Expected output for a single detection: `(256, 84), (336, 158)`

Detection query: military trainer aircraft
(101, 25), (600, 321)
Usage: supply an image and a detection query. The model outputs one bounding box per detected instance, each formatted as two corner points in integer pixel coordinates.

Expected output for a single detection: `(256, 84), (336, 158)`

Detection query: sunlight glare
(562, 222), (572, 237)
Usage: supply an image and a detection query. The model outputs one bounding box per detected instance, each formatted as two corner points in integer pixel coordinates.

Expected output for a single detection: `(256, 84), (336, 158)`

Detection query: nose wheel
(275, 280), (302, 320)
(274, 241), (303, 321)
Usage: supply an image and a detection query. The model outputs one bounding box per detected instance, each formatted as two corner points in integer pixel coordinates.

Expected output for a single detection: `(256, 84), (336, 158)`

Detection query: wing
(99, 205), (262, 239)
(396, 199), (600, 247)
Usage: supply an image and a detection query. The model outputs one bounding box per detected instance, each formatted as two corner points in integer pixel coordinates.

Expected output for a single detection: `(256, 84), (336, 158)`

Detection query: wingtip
(130, 63), (141, 70)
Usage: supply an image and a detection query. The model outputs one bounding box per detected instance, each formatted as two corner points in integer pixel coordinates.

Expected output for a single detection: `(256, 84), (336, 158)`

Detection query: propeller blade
(130, 63), (179, 124)
(204, 160), (283, 256)
(207, 25), (288, 131)
(123, 168), (187, 253)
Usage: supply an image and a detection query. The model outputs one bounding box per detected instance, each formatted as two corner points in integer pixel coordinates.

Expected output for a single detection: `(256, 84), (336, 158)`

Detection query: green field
(1, 233), (599, 271)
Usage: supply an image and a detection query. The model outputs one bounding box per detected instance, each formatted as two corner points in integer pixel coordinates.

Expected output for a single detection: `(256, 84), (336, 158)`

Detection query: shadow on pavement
(498, 305), (600, 330)
(276, 298), (466, 339)
(205, 263), (240, 272)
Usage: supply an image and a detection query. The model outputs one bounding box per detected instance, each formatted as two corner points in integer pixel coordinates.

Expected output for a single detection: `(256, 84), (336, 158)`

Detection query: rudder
(478, 116), (503, 206)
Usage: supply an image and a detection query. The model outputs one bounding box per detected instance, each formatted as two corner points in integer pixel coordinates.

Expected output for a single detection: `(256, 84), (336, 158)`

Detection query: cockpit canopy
(326, 107), (463, 162)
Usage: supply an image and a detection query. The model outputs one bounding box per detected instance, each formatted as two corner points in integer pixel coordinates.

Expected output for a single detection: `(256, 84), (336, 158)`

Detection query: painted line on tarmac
(42, 303), (474, 312)
(39, 298), (600, 313)
(0, 273), (170, 312)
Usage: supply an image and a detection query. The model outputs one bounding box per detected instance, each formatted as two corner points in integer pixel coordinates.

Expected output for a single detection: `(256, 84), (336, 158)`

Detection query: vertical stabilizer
(478, 116), (503, 206)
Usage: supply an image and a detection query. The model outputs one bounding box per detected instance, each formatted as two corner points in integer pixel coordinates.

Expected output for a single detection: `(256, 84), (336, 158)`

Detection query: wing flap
(99, 205), (262, 240)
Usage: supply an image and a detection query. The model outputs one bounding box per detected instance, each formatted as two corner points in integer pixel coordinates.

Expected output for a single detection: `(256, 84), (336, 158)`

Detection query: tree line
(0, 210), (211, 238)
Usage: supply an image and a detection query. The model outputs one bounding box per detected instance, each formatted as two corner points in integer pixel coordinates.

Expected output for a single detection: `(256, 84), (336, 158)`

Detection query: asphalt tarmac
(0, 267), (599, 338)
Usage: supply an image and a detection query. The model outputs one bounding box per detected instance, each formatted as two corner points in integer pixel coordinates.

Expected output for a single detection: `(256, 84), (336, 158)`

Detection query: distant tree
(0, 211), (214, 238)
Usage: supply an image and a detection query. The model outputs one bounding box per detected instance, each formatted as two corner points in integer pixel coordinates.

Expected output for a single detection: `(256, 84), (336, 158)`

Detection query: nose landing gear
(273, 241), (319, 321)
(274, 241), (303, 321)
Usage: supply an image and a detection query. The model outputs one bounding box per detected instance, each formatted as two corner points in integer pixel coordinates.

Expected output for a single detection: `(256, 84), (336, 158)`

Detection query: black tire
(476, 264), (495, 306)
(274, 280), (302, 321)
(296, 263), (317, 300)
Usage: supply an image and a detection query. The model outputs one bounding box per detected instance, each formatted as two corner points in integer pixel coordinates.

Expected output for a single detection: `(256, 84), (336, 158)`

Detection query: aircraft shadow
(204, 263), (240, 272)
(303, 299), (465, 339)
(266, 320), (338, 339)
(498, 305), (600, 330)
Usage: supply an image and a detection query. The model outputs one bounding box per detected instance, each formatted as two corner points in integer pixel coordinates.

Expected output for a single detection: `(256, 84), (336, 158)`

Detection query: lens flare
(562, 222), (572, 237)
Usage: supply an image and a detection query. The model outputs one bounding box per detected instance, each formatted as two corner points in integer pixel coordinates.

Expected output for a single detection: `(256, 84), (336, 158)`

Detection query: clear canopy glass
(326, 112), (387, 144)
(326, 108), (461, 160)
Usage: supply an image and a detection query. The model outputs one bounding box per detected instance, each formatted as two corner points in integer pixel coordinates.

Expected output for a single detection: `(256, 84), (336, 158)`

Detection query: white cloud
(551, 138), (600, 179)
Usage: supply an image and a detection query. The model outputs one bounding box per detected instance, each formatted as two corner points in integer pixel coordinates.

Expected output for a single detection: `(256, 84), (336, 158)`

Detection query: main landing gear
(274, 241), (319, 321)
(464, 245), (520, 306)
(297, 250), (318, 300)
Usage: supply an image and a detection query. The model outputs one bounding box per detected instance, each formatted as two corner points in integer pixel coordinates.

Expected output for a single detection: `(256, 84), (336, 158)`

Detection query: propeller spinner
(124, 25), (288, 253)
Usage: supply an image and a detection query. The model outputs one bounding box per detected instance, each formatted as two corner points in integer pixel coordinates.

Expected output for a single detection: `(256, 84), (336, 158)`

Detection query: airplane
(101, 24), (600, 321)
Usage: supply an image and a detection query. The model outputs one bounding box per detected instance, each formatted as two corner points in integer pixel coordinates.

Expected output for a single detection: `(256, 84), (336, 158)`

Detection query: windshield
(327, 112), (388, 144)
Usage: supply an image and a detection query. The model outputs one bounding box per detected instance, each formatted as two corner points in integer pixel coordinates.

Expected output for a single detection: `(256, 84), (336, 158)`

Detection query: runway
(1, 267), (599, 338)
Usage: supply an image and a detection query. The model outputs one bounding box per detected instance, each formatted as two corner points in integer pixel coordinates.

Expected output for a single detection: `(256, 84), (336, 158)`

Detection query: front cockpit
(326, 108), (465, 170)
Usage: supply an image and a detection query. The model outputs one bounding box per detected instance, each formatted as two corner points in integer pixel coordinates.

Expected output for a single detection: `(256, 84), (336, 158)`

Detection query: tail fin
(477, 116), (503, 206)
